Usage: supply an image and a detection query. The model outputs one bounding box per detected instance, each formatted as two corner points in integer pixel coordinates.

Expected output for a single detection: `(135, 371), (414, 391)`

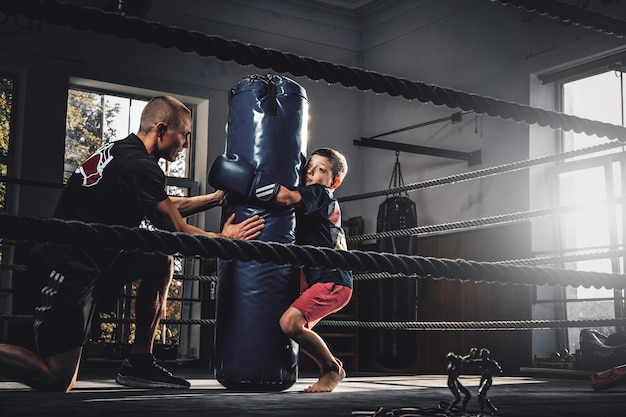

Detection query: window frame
(538, 68), (626, 351)
(0, 71), (19, 339)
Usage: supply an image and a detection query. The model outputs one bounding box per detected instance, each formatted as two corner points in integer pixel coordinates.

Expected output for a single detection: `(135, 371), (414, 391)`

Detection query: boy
(209, 147), (352, 392)
(273, 147), (352, 393)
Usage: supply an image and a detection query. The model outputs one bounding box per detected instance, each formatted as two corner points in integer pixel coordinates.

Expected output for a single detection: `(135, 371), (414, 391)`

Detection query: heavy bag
(376, 196), (418, 369)
(214, 74), (308, 391)
(580, 329), (626, 371)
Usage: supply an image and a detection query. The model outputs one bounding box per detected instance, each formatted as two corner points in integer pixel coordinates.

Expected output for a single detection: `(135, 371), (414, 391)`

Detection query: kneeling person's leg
(5, 245), (100, 391)
(109, 251), (189, 389)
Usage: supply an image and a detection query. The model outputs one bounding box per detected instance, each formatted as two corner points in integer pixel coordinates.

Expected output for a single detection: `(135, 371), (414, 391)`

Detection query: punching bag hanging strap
(387, 151), (407, 196)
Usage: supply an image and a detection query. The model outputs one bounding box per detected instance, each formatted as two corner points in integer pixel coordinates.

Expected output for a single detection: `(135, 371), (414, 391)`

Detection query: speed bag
(376, 196), (419, 369)
(214, 74), (308, 391)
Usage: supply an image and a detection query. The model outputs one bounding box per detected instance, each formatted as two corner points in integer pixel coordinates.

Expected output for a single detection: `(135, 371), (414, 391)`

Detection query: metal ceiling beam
(353, 137), (482, 166)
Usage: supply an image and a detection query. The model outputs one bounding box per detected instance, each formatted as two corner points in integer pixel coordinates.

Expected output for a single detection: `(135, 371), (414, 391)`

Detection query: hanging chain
(387, 151), (407, 196)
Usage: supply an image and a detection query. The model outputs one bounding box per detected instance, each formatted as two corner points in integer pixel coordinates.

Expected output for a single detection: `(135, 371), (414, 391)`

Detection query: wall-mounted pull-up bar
(354, 111), (482, 166)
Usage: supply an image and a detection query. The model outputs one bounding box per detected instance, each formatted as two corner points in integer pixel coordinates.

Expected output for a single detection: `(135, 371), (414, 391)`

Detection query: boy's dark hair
(311, 147), (348, 182)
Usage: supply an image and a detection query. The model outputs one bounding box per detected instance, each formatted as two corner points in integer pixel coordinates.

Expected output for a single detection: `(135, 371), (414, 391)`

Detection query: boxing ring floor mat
(0, 369), (623, 417)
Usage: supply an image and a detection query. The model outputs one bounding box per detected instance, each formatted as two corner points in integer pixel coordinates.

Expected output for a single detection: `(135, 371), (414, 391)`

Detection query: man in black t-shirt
(0, 96), (264, 392)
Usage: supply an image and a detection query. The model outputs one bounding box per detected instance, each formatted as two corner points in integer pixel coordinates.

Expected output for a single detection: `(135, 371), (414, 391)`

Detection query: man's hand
(210, 190), (225, 206)
(221, 213), (265, 240)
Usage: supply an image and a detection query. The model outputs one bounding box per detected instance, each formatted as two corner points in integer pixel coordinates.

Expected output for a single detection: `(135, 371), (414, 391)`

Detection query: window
(0, 73), (17, 335)
(64, 89), (191, 186)
(546, 70), (626, 351)
(0, 74), (15, 211)
(65, 86), (202, 361)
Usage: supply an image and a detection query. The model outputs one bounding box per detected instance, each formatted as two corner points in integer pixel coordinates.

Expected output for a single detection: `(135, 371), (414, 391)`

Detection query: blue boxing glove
(208, 153), (280, 202)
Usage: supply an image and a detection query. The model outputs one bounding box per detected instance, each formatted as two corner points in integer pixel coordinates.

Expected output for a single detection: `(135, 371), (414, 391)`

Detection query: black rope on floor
(1, 214), (625, 290)
(1, 0), (626, 140)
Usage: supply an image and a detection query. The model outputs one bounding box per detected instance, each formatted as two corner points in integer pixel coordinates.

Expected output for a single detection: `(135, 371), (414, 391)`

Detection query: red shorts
(290, 282), (352, 328)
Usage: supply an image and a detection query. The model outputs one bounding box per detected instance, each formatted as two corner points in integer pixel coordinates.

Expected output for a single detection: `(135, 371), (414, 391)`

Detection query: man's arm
(170, 190), (223, 217)
(146, 197), (264, 240)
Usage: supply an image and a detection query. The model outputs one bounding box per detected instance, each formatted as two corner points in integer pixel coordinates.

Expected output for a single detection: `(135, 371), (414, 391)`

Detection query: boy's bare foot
(304, 363), (346, 393)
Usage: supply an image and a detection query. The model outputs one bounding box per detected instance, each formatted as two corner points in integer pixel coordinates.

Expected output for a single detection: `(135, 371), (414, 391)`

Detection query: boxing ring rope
(0, 214), (625, 290)
(175, 246), (626, 279)
(1, 1), (621, 281)
(0, 1), (624, 343)
(2, 248), (622, 282)
(2, 176), (621, 332)
(6, 142), (617, 280)
(1, 212), (624, 331)
(2, 0), (626, 141)
(3, 313), (626, 332)
(319, 318), (626, 331)
(346, 197), (626, 243)
(353, 249), (624, 277)
(0, 203), (610, 267)
(493, 0), (626, 38)
(0, 263), (25, 272)
(339, 141), (623, 203)
(494, 249), (626, 266)
(177, 246), (626, 281)
(348, 205), (584, 243)
(0, 142), (619, 249)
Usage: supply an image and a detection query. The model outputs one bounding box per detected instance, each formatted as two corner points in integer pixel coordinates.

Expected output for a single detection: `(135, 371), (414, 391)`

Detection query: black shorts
(29, 243), (170, 358)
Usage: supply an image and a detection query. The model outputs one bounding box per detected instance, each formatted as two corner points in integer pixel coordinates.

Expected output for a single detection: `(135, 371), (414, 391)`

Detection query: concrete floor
(1, 366), (625, 417)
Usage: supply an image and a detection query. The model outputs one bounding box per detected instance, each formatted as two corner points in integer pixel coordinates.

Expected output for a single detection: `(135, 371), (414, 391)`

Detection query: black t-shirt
(295, 183), (352, 288)
(29, 134), (169, 317)
(54, 134), (168, 227)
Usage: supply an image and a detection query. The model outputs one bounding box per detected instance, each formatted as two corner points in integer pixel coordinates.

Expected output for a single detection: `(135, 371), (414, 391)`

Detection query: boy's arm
(208, 153), (279, 202)
(208, 153), (318, 208)
(274, 185), (302, 206)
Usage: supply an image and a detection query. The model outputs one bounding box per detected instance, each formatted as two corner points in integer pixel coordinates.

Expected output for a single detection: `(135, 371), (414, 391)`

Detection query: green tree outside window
(0, 76), (14, 212)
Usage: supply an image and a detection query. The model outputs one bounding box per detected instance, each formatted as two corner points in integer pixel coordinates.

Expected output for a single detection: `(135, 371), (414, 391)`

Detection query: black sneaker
(115, 356), (190, 389)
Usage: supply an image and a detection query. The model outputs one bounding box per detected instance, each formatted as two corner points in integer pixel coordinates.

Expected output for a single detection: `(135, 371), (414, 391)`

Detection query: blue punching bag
(214, 74), (308, 391)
